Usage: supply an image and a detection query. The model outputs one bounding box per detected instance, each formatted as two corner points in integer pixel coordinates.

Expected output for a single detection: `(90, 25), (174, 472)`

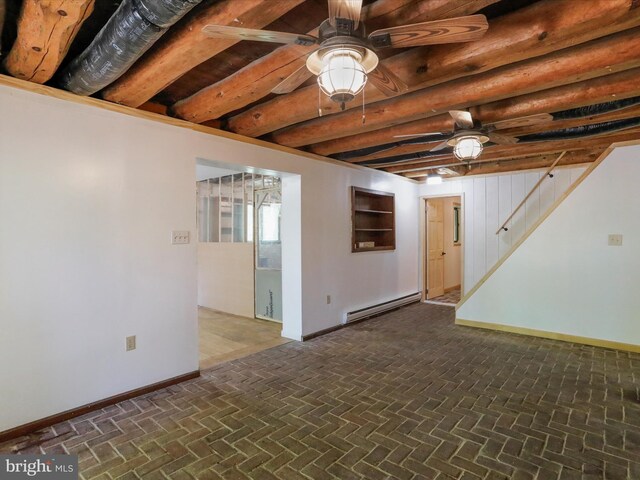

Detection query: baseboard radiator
(344, 292), (421, 324)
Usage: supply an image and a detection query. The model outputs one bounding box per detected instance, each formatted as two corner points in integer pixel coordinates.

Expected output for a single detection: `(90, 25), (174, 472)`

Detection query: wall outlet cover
(608, 234), (623, 246)
(172, 230), (190, 245)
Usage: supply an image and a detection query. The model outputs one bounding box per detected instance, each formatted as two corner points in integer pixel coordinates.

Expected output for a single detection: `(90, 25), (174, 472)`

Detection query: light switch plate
(608, 234), (623, 246)
(172, 230), (190, 245)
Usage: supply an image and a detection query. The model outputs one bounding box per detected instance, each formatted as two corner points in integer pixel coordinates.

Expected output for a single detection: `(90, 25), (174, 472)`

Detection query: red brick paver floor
(2, 303), (639, 479)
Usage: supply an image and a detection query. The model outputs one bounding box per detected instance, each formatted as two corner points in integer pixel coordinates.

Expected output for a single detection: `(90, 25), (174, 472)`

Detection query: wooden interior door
(426, 199), (445, 299)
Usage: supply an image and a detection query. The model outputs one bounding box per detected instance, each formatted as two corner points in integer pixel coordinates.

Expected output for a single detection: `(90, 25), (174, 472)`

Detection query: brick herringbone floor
(2, 303), (639, 479)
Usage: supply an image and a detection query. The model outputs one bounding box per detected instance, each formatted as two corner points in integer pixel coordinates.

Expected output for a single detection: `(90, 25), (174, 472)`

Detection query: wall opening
(422, 195), (463, 306)
(195, 160), (301, 369)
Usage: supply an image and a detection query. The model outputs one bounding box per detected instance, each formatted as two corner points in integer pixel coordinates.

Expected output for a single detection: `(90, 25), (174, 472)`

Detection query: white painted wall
(0, 83), (420, 430)
(198, 243), (254, 317)
(0, 87), (198, 431)
(457, 146), (640, 346)
(442, 197), (462, 289)
(419, 167), (586, 294)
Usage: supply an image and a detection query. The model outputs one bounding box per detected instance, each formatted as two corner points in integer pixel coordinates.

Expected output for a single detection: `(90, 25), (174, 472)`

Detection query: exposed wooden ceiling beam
(270, 27), (640, 148)
(3, 0), (94, 83)
(170, 0), (496, 123)
(384, 128), (640, 175)
(100, 0), (305, 108)
(443, 149), (606, 177)
(228, 0), (640, 139)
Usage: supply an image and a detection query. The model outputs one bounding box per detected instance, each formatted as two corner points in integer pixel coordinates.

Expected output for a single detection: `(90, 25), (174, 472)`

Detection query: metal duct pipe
(58, 0), (201, 96)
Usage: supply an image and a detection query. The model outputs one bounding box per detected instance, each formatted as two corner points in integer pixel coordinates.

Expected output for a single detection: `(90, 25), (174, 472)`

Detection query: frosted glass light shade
(426, 174), (443, 185)
(453, 136), (484, 161)
(318, 49), (367, 103)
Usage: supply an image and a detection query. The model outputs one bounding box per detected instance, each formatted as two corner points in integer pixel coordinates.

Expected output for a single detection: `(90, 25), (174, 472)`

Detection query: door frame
(254, 186), (283, 323)
(419, 194), (465, 304)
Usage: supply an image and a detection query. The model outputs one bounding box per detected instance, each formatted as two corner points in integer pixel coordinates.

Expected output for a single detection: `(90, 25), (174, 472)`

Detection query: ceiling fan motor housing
(318, 18), (365, 41)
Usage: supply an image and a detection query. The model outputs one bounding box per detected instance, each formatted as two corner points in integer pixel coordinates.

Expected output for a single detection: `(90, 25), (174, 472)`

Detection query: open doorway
(423, 196), (463, 306)
(195, 163), (291, 369)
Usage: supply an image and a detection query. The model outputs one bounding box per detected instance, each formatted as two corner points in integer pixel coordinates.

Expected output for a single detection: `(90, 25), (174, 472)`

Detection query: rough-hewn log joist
(171, 0), (498, 123)
(271, 26), (640, 148)
(4, 0), (95, 83)
(101, 0), (305, 107)
(228, 0), (640, 139)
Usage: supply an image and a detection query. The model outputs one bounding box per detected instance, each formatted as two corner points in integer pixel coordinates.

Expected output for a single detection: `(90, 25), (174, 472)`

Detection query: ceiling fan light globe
(318, 49), (367, 103)
(453, 136), (483, 161)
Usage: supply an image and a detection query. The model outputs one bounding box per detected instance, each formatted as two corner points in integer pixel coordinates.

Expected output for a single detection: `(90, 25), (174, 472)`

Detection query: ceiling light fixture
(317, 49), (368, 104)
(307, 46), (378, 112)
(452, 135), (485, 161)
(426, 174), (443, 185)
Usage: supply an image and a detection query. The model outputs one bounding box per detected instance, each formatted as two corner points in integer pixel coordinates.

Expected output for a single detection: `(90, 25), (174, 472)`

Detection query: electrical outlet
(326, 295), (331, 305)
(608, 234), (623, 246)
(172, 230), (190, 245)
(126, 335), (136, 351)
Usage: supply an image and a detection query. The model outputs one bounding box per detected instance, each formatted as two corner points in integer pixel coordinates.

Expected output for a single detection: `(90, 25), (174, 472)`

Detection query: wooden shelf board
(354, 209), (393, 214)
(353, 246), (395, 252)
(355, 228), (393, 232)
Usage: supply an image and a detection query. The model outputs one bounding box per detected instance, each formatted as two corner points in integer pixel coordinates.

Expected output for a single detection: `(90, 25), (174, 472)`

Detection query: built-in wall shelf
(351, 187), (396, 252)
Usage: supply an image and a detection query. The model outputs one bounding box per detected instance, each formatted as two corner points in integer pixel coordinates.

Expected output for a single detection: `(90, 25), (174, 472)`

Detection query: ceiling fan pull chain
(361, 88), (365, 124)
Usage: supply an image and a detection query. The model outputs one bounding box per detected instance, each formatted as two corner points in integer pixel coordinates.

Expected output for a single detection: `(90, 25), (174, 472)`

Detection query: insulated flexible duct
(58, 0), (201, 96)
(552, 96), (640, 120)
(517, 118), (640, 143)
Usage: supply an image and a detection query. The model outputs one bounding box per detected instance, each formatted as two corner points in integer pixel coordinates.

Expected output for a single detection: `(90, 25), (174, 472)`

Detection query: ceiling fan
(202, 0), (489, 108)
(394, 110), (519, 161)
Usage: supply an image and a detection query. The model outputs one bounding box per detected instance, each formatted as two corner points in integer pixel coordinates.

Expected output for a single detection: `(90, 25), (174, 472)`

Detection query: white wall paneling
(457, 146), (640, 348)
(420, 166), (587, 294)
